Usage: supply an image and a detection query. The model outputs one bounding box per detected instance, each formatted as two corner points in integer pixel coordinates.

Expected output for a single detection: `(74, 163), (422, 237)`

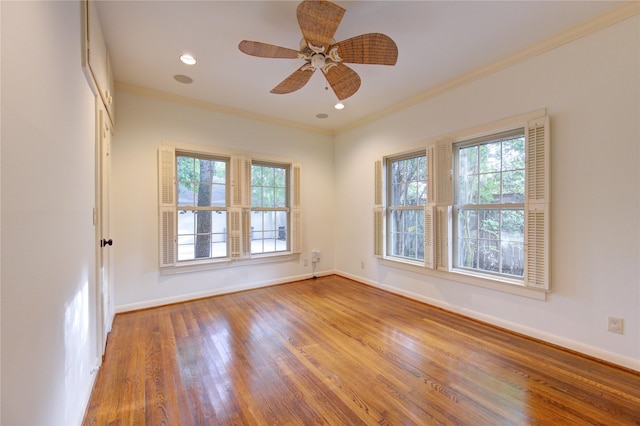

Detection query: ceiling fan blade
(238, 40), (299, 59)
(297, 0), (345, 49)
(271, 64), (316, 95)
(323, 63), (361, 101)
(332, 33), (398, 65)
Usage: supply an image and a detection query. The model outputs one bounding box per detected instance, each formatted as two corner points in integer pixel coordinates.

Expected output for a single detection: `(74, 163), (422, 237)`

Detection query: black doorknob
(100, 239), (113, 247)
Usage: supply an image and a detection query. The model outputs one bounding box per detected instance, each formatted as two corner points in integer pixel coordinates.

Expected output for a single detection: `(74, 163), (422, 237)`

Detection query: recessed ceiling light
(174, 74), (193, 84)
(334, 102), (345, 110)
(179, 54), (196, 65)
(316, 113), (329, 119)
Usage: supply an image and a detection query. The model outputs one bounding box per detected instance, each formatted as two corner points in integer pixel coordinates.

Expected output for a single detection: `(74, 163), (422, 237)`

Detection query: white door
(96, 105), (113, 356)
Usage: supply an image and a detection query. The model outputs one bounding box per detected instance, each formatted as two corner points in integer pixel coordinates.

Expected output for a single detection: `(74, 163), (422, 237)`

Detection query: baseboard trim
(115, 269), (337, 313)
(336, 271), (640, 373)
(115, 270), (638, 372)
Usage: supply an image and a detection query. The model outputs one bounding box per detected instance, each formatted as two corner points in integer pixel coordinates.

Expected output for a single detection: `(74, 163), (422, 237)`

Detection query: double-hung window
(251, 162), (290, 254)
(158, 146), (301, 271)
(453, 129), (525, 278)
(176, 153), (228, 261)
(386, 152), (427, 262)
(375, 112), (550, 294)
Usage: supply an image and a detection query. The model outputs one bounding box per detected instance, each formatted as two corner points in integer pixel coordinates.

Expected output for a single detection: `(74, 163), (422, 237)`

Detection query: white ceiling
(95, 0), (624, 132)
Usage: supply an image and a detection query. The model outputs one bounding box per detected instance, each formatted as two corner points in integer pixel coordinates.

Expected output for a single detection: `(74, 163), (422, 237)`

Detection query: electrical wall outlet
(360, 260), (365, 269)
(608, 316), (624, 334)
(311, 250), (320, 263)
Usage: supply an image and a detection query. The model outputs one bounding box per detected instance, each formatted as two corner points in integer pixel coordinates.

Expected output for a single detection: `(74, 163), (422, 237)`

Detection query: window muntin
(454, 131), (525, 278)
(176, 153), (228, 261)
(387, 153), (426, 261)
(251, 162), (289, 254)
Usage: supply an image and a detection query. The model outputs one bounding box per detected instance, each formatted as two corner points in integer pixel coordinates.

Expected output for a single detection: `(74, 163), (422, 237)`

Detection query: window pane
(479, 209), (500, 240)
(479, 173), (501, 204)
(177, 209), (227, 260)
(389, 154), (427, 207)
(177, 155), (227, 208)
(251, 210), (288, 254)
(459, 146), (478, 175)
(457, 209), (477, 239)
(502, 170), (524, 203)
(458, 238), (477, 269)
(479, 142), (501, 173)
(502, 137), (525, 171)
(478, 240), (500, 273)
(458, 174), (478, 205)
(388, 208), (424, 261)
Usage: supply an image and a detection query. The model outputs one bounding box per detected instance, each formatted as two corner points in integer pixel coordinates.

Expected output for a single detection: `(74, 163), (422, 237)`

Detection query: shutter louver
(158, 147), (176, 267)
(374, 160), (383, 206)
(426, 146), (436, 205)
(292, 209), (302, 253)
(229, 207), (242, 259)
(435, 206), (451, 271)
(436, 142), (452, 205)
(527, 117), (549, 204)
(232, 156), (250, 207)
(424, 205), (434, 269)
(373, 207), (384, 258)
(159, 208), (176, 267)
(524, 116), (550, 290)
(242, 208), (251, 257)
(525, 206), (548, 289)
(159, 147), (175, 206)
(374, 160), (384, 257)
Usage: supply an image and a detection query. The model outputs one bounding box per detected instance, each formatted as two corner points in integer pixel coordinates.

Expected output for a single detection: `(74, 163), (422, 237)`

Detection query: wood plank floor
(83, 275), (640, 425)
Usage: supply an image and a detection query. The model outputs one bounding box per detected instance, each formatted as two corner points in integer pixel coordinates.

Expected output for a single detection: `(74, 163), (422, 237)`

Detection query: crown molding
(115, 82), (334, 137)
(335, 1), (640, 136)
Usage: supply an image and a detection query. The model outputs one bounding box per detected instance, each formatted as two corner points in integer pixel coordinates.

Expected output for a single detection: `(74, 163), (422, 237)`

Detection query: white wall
(334, 16), (640, 370)
(1, 1), (100, 424)
(111, 90), (335, 311)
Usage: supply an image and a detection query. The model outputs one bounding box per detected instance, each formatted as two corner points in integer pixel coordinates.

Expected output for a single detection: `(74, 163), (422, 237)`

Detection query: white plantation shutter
(373, 160), (384, 257)
(426, 146), (436, 205)
(241, 208), (251, 257)
(435, 206), (451, 271)
(231, 155), (251, 208)
(524, 116), (550, 290)
(229, 207), (242, 259)
(424, 205), (434, 268)
(158, 147), (176, 267)
(429, 142), (452, 270)
(291, 164), (302, 253)
(436, 141), (453, 205)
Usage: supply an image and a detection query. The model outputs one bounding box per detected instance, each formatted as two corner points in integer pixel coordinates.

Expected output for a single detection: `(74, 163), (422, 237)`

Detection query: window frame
(175, 151), (230, 262)
(158, 144), (301, 274)
(385, 150), (427, 263)
(374, 110), (550, 300)
(451, 129), (526, 281)
(250, 161), (291, 255)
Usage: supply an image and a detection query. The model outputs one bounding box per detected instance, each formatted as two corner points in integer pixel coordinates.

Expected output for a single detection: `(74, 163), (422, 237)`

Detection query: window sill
(160, 252), (300, 276)
(378, 258), (548, 300)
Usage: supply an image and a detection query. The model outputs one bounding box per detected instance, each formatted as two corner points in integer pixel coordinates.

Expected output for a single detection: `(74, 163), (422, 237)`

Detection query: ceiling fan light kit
(238, 0), (398, 101)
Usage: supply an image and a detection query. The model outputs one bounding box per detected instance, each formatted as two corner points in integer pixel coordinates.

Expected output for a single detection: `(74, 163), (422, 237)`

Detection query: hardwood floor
(83, 275), (640, 425)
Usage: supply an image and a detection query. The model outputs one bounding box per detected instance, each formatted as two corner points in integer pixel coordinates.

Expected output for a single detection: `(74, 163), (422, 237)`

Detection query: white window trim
(375, 109), (550, 300)
(158, 141), (301, 274)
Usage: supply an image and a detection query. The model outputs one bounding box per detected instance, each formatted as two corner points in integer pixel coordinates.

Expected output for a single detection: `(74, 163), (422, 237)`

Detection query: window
(375, 112), (550, 294)
(453, 130), (525, 278)
(158, 146), (301, 271)
(176, 153), (228, 261)
(251, 162), (289, 254)
(386, 152), (426, 261)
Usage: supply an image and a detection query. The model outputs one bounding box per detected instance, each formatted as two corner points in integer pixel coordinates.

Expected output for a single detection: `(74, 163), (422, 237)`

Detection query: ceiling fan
(238, 0), (398, 101)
